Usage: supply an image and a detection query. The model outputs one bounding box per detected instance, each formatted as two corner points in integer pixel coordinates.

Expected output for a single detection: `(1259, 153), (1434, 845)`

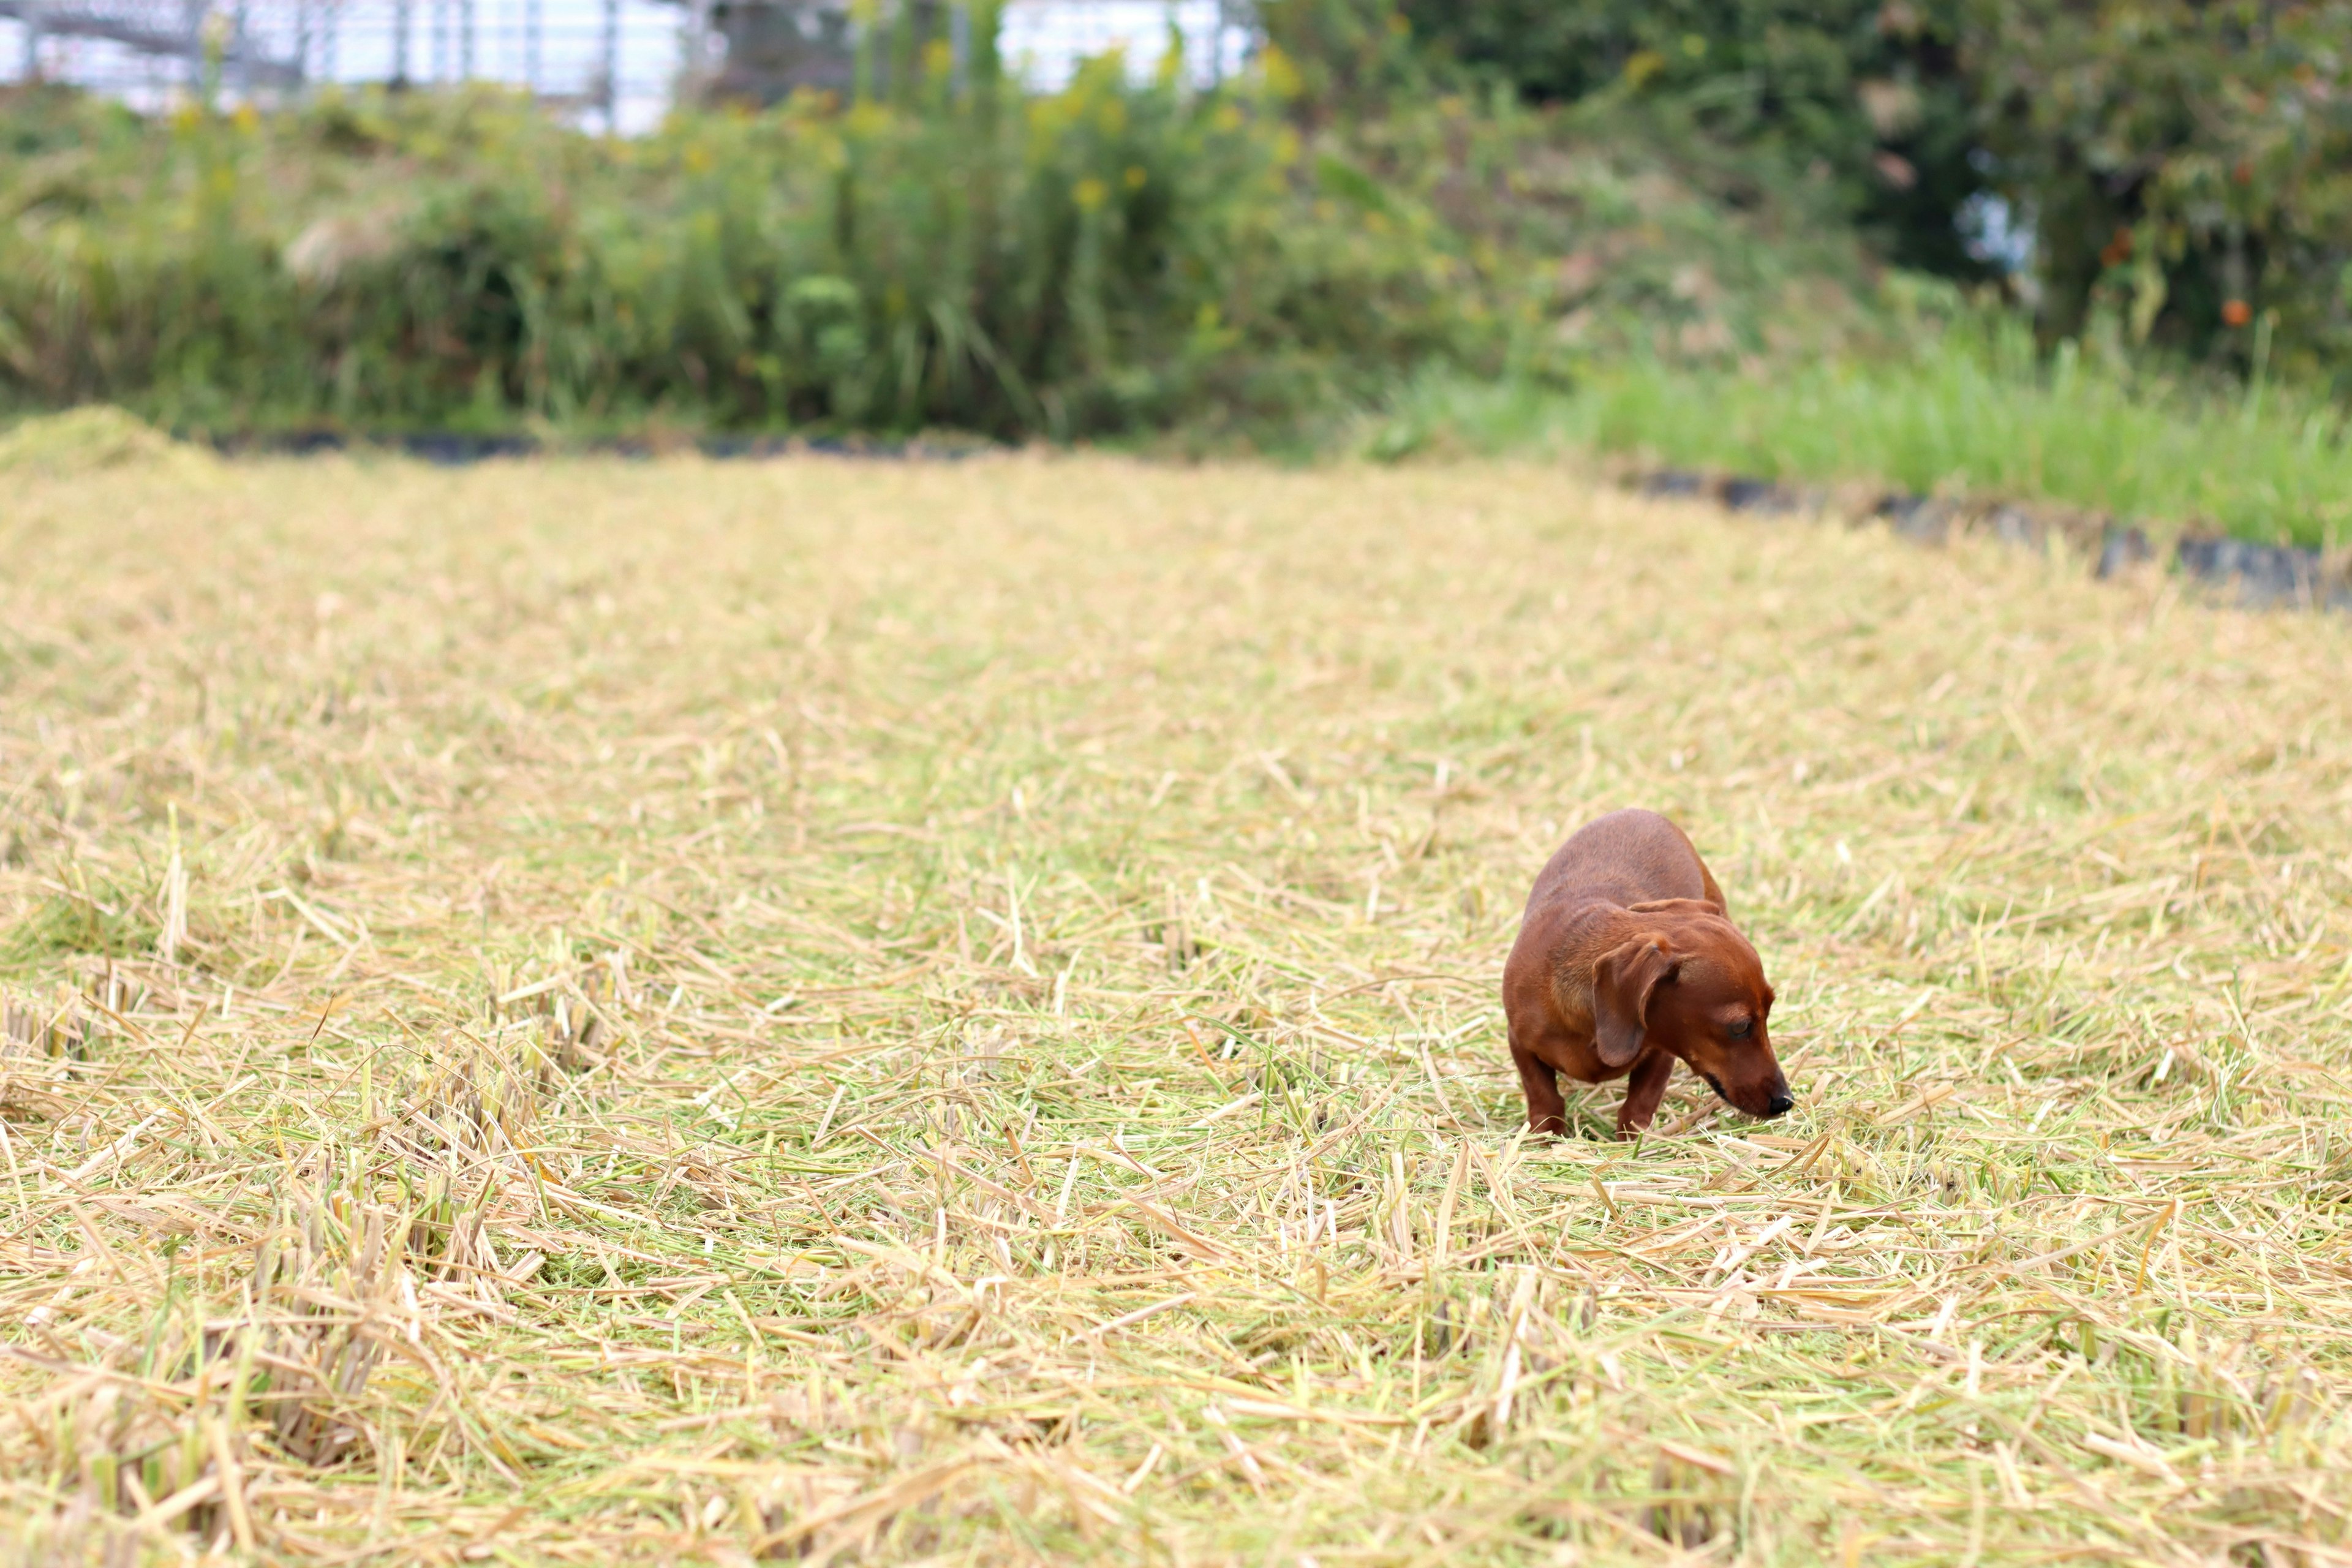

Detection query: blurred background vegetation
(1393, 0), (2352, 375)
(3, 0), (2350, 538)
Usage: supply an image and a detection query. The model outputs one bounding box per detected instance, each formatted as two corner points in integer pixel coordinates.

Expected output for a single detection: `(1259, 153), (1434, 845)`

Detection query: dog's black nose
(1765, 1093), (1794, 1118)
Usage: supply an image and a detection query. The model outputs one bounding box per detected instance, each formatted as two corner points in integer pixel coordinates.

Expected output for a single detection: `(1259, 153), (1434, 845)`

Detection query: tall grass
(0, 71), (1499, 439)
(1373, 311), (2352, 548)
(0, 66), (1898, 443)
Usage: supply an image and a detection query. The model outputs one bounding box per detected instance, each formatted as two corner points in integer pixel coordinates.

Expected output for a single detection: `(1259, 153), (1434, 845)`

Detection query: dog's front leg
(1615, 1047), (1676, 1139)
(1510, 1032), (1567, 1137)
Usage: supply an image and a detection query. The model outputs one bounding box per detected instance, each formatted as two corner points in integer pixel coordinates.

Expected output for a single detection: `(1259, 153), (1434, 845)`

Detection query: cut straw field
(2, 447), (2350, 1566)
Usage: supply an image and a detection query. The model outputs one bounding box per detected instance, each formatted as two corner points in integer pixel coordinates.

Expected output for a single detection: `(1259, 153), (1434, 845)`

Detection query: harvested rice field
(2, 447), (2350, 1566)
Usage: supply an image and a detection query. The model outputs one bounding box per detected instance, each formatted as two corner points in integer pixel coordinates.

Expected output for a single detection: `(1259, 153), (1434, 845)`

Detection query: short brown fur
(1502, 809), (1791, 1138)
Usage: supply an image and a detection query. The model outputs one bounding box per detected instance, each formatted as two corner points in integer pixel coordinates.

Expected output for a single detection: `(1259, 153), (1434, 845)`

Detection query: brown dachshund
(1502, 809), (1791, 1138)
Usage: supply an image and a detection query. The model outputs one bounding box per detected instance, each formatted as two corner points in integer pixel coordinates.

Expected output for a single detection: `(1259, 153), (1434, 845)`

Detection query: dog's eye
(1727, 1019), (1752, 1038)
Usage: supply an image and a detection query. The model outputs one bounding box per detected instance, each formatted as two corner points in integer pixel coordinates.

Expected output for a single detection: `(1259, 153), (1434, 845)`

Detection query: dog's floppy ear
(1591, 937), (1679, 1068)
(1626, 896), (1725, 918)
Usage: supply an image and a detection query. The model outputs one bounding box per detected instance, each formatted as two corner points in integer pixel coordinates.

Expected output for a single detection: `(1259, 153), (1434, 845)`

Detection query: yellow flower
(1123, 165), (1147, 190)
(1261, 43), (1303, 100)
(1074, 177), (1109, 211)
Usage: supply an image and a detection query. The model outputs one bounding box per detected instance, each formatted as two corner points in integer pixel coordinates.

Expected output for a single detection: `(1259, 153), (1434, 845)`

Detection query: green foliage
(1963, 1), (2352, 378)
(1368, 300), (2352, 548)
(13, 2), (2349, 449)
(1396, 0), (1987, 278)
(0, 53), (1895, 443)
(1343, 94), (1883, 369)
(1257, 0), (1432, 119)
(0, 72), (1502, 439)
(1393, 1), (2352, 377)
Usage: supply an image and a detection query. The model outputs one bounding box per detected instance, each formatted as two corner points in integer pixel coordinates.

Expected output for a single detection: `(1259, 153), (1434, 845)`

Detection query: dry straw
(1, 447), (2347, 1564)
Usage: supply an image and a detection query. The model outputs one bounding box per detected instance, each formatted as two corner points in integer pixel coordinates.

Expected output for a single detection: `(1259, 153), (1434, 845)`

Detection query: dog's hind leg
(1510, 1034), (1568, 1137)
(1615, 1047), (1675, 1139)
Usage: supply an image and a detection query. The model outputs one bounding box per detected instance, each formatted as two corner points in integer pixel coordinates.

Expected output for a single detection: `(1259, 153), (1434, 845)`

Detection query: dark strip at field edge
(195, 429), (997, 464)
(159, 429), (2347, 615)
(1634, 469), (2351, 616)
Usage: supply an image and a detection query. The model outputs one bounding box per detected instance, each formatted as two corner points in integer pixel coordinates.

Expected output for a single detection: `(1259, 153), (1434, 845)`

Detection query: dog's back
(1525, 807), (1722, 916)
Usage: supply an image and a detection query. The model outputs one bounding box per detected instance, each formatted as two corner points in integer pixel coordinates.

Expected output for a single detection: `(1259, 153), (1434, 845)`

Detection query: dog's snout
(1765, 1092), (1794, 1118)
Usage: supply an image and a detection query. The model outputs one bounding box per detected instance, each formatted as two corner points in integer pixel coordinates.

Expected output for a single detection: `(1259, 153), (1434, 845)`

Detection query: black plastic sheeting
(2173, 533), (2352, 612)
(197, 430), (992, 465)
(1636, 469), (2342, 616)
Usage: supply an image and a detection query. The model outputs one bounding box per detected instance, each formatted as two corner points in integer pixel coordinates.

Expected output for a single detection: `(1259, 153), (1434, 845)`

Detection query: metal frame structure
(2, 0), (300, 88)
(0, 0), (1255, 126)
(2, 0), (670, 124)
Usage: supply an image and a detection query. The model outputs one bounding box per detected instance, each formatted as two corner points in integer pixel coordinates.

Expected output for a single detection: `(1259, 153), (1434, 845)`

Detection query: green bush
(0, 38), (1902, 444)
(1964, 1), (2352, 380)
(1392, 1), (2352, 380)
(0, 67), (1504, 439)
(1394, 0), (1988, 279)
(1340, 93), (1884, 369)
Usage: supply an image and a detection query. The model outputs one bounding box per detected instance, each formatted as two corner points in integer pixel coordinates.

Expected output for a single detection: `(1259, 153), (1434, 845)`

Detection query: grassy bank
(2, 447), (2348, 1561)
(0, 79), (1497, 440)
(0, 69), (1891, 444)
(1373, 315), (2352, 548)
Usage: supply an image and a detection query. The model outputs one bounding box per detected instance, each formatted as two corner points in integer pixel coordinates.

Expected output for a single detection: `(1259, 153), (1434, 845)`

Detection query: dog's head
(1589, 899), (1790, 1119)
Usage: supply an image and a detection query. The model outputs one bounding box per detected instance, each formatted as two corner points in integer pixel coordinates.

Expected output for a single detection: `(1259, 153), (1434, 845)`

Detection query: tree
(1963, 1), (2352, 372)
(1396, 0), (1989, 277)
